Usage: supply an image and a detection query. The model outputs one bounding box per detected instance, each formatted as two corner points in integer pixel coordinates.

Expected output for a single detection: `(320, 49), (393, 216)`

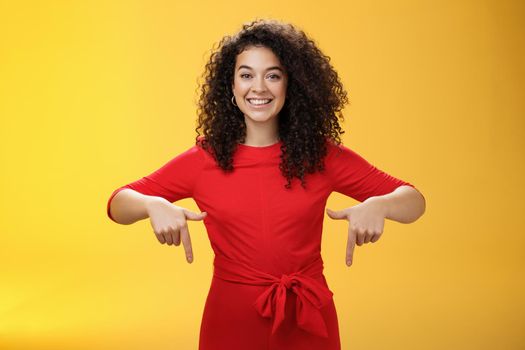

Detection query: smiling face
(231, 45), (288, 125)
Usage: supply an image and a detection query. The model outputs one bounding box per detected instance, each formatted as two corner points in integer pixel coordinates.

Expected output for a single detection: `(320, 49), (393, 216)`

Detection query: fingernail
(188, 256), (193, 263)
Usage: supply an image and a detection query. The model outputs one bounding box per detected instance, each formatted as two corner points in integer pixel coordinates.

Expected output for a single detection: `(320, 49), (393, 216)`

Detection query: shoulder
(323, 138), (371, 172)
(195, 135), (218, 161)
(324, 138), (354, 160)
(178, 136), (207, 155)
(162, 137), (208, 167)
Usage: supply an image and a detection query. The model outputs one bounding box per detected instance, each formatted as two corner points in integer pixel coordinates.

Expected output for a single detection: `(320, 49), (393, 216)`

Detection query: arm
(108, 188), (170, 225)
(106, 143), (205, 224)
(364, 185), (426, 224)
(324, 141), (426, 266)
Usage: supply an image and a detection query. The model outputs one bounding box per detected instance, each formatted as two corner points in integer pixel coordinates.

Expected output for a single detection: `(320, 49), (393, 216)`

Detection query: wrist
(145, 196), (169, 215)
(364, 196), (389, 218)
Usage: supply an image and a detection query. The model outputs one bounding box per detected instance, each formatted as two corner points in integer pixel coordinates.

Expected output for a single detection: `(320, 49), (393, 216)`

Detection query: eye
(268, 74), (281, 80)
(240, 73), (251, 79)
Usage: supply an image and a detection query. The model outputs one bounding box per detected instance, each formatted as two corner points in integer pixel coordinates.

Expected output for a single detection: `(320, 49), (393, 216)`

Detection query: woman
(107, 18), (425, 350)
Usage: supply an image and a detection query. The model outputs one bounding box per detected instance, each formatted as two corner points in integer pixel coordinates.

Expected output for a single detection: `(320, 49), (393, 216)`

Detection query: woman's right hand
(145, 197), (207, 264)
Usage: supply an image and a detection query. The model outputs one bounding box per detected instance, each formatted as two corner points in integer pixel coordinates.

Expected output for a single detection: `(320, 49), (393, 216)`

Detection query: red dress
(107, 137), (416, 350)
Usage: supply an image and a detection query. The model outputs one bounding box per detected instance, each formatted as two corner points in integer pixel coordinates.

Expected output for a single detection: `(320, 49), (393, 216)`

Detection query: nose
(251, 75), (268, 93)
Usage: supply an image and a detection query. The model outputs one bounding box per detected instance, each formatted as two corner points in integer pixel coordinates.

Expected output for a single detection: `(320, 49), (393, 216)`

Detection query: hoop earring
(231, 95), (238, 107)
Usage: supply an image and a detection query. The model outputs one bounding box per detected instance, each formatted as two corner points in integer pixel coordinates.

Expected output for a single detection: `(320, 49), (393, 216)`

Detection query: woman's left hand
(326, 198), (387, 267)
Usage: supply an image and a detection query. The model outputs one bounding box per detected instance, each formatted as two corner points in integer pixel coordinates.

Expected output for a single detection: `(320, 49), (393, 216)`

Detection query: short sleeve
(106, 144), (205, 222)
(326, 141), (415, 202)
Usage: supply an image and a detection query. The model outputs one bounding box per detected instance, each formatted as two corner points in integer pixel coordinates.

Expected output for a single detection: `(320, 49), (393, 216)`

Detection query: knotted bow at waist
(213, 254), (334, 338)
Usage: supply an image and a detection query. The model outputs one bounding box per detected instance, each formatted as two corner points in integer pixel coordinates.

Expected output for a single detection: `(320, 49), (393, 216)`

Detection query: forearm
(109, 188), (168, 225)
(365, 185), (426, 223)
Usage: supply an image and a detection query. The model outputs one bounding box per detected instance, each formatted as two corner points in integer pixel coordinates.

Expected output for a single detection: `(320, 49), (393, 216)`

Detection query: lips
(247, 98), (273, 106)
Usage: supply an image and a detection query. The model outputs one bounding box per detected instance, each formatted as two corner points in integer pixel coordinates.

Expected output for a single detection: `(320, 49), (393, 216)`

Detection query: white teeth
(248, 99), (272, 105)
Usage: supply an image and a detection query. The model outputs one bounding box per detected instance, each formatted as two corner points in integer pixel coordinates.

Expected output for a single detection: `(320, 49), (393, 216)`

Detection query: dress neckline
(237, 140), (282, 151)
(235, 140), (283, 160)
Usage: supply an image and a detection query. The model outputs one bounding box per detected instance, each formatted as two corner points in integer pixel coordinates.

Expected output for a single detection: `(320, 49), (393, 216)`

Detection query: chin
(243, 110), (283, 122)
(246, 115), (275, 123)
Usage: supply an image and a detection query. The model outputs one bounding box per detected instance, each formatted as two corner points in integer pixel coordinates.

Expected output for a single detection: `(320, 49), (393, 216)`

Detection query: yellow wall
(1, 1), (523, 349)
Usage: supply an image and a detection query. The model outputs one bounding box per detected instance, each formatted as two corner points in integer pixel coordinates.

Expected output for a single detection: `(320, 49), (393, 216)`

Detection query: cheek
(232, 79), (246, 93)
(277, 82), (287, 96)
(236, 78), (251, 87)
(269, 84), (285, 97)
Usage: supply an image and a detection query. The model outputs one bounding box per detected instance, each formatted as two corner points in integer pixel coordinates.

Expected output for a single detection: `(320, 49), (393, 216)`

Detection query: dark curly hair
(194, 18), (349, 189)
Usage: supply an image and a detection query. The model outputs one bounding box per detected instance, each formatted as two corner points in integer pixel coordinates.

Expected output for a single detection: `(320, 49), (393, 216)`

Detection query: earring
(231, 95), (238, 107)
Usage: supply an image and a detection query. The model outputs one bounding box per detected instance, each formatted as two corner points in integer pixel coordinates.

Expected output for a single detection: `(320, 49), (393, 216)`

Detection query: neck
(242, 116), (279, 146)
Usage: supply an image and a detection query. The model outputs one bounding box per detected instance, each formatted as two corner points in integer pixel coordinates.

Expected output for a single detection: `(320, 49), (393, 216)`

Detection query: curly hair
(194, 18), (349, 189)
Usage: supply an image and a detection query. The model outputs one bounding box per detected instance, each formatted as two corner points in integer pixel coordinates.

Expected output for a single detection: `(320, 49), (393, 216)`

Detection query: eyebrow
(237, 65), (284, 73)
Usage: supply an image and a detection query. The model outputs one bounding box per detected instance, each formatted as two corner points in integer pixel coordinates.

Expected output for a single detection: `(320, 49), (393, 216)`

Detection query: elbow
(408, 189), (426, 223)
(397, 188), (426, 224)
(107, 199), (136, 225)
(107, 188), (132, 225)
(416, 189), (426, 218)
(108, 204), (135, 225)
(107, 199), (125, 225)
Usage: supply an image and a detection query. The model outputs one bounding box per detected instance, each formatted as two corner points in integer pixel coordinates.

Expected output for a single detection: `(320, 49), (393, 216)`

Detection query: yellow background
(1, 1), (523, 349)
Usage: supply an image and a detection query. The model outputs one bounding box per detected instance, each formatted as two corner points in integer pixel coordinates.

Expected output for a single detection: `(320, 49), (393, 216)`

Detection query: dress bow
(213, 254), (334, 338)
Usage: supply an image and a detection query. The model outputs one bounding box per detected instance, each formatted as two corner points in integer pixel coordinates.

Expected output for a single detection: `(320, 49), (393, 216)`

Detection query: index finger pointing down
(179, 224), (193, 263)
(346, 225), (356, 266)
